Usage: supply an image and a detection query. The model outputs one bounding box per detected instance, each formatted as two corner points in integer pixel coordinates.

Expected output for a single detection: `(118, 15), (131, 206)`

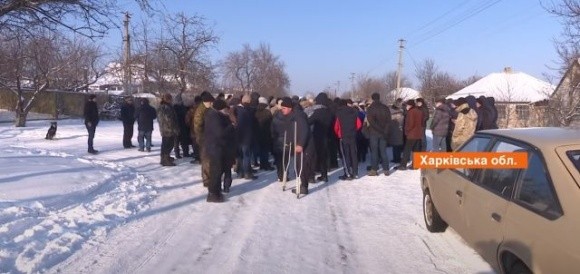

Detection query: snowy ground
(0, 115), (494, 274)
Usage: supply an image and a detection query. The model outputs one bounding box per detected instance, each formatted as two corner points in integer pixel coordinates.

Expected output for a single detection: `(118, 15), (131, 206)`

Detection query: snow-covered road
(0, 118), (493, 273)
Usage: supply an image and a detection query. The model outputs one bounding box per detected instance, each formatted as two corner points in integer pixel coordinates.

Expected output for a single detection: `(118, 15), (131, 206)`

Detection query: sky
(0, 112), (493, 273)
(105, 0), (563, 95)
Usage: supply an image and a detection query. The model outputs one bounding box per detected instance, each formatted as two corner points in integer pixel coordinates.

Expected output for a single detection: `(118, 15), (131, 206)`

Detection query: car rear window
(567, 150), (580, 173)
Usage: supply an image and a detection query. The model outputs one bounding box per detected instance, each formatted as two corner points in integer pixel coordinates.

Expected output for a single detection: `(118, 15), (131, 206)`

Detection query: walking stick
(294, 121), (303, 199)
(282, 131), (292, 191)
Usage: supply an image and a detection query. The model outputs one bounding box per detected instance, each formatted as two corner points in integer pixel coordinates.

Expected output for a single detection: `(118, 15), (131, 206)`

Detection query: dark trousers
(123, 122), (134, 148)
(85, 122), (96, 151)
(161, 136), (174, 156)
(357, 137), (369, 162)
(174, 134), (191, 156)
(295, 143), (315, 188)
(401, 139), (421, 168)
(237, 144), (253, 176)
(258, 143), (271, 168)
(314, 138), (328, 178)
(208, 155), (223, 195)
(392, 144), (403, 163)
(328, 135), (339, 168)
(339, 139), (358, 177)
(369, 135), (389, 171)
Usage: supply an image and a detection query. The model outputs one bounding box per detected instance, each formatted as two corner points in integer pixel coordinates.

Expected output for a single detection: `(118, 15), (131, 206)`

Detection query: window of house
(516, 105), (530, 120)
(496, 104), (507, 121)
(476, 140), (525, 199)
(515, 152), (562, 219)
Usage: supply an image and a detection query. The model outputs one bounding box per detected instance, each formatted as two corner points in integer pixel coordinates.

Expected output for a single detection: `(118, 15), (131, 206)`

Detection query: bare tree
(221, 43), (289, 98)
(415, 58), (463, 104)
(384, 71), (413, 102)
(0, 30), (93, 126)
(0, 0), (153, 39)
(354, 74), (386, 101)
(157, 12), (219, 95)
(545, 0), (580, 127)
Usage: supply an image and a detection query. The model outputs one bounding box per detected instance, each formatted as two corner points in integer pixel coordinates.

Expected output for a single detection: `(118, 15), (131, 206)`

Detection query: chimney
(503, 67), (513, 74)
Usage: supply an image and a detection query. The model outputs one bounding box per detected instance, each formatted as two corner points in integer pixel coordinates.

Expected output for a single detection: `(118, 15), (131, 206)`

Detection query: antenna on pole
(123, 12), (132, 95)
(396, 39), (405, 97)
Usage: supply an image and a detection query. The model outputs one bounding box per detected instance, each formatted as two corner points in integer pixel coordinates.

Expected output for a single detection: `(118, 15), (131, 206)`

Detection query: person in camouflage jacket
(157, 93), (179, 166)
(451, 97), (478, 150)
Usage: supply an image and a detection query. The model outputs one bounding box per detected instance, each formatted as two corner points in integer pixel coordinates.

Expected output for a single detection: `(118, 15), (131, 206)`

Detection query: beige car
(421, 128), (580, 274)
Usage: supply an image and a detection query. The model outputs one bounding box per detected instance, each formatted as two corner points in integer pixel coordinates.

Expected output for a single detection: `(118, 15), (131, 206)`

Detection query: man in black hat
(84, 94), (100, 154)
(271, 97), (313, 195)
(366, 92), (392, 176)
(120, 96), (136, 148)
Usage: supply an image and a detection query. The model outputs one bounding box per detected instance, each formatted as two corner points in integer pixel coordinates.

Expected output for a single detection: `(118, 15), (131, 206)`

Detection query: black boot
(223, 178), (232, 193)
(291, 186), (309, 195)
(316, 176), (328, 182)
(206, 192), (225, 203)
(161, 154), (176, 166)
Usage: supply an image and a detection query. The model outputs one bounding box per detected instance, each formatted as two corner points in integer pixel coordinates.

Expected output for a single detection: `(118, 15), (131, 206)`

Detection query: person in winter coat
(204, 99), (236, 203)
(255, 97), (274, 171)
(356, 103), (369, 163)
(366, 93), (392, 176)
(305, 92), (333, 182)
(194, 91), (215, 186)
(452, 97), (478, 150)
(334, 99), (362, 180)
(235, 94), (258, 180)
(173, 94), (191, 158)
(476, 96), (495, 130)
(398, 100), (424, 170)
(157, 93), (180, 166)
(120, 96), (136, 148)
(271, 97), (314, 195)
(185, 95), (202, 163)
(445, 98), (458, 152)
(430, 98), (450, 152)
(135, 98), (157, 152)
(416, 98), (430, 152)
(388, 99), (404, 163)
(84, 94), (100, 154)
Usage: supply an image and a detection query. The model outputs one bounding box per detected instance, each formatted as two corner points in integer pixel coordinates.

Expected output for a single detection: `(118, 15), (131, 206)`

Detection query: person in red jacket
(398, 100), (424, 170)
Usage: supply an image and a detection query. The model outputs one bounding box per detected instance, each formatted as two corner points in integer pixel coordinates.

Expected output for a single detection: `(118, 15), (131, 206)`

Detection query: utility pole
(335, 81), (341, 98)
(123, 12), (132, 95)
(396, 39), (405, 97)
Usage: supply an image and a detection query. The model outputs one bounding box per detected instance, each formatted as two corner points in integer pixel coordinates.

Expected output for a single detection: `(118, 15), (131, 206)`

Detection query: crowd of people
(83, 91), (499, 203)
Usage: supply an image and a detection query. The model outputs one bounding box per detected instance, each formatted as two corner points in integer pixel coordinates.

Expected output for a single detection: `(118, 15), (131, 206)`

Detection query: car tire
(423, 189), (448, 232)
(507, 261), (532, 274)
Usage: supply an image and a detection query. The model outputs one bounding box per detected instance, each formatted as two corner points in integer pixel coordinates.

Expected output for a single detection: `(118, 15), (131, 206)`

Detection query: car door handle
(456, 190), (462, 197)
(491, 213), (502, 222)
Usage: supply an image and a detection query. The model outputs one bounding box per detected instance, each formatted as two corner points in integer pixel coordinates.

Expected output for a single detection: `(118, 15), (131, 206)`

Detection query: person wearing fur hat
(397, 99), (424, 170)
(452, 97), (478, 150)
(157, 93), (180, 166)
(83, 94), (100, 154)
(194, 91), (215, 184)
(204, 99), (235, 202)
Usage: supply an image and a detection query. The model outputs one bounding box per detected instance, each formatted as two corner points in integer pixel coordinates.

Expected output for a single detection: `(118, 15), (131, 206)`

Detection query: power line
(407, 0), (475, 41)
(409, 0), (505, 48)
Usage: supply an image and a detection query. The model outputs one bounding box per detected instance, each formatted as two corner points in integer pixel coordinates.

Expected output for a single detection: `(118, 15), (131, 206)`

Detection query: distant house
(386, 87), (422, 101)
(446, 67), (555, 128)
(549, 58), (580, 127)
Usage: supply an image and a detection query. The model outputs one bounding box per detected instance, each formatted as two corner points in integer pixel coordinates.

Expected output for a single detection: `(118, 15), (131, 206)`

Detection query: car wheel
(423, 189), (448, 232)
(507, 261), (532, 274)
